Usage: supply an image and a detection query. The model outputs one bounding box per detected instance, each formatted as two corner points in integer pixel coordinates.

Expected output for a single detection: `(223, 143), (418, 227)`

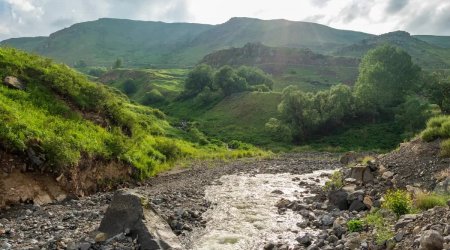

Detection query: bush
(415, 192), (448, 210)
(323, 171), (344, 191)
(154, 138), (182, 161)
(364, 211), (394, 245)
(347, 219), (364, 232)
(228, 140), (251, 150)
(382, 189), (412, 216)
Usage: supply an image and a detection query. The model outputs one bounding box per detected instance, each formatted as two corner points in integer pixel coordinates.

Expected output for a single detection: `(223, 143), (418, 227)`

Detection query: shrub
(323, 171), (344, 191)
(382, 189), (412, 216)
(347, 219), (364, 232)
(154, 138), (182, 161)
(415, 192), (448, 210)
(228, 140), (251, 150)
(364, 211), (394, 245)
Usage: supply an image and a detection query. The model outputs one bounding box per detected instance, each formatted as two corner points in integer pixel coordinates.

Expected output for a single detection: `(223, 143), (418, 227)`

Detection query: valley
(0, 11), (450, 250)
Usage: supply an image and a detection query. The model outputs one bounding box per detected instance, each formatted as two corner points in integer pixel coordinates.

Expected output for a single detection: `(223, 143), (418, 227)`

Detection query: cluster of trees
(183, 64), (274, 100)
(268, 45), (444, 143)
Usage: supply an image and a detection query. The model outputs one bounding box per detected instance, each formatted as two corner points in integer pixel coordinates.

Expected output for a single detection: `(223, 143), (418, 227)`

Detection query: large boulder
(328, 190), (349, 210)
(349, 165), (374, 184)
(433, 177), (449, 195)
(97, 189), (182, 250)
(419, 230), (444, 250)
(3, 76), (25, 90)
(339, 152), (359, 165)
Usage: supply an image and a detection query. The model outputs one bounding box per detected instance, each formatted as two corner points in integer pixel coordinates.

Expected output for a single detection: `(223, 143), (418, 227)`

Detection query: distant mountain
(1, 17), (372, 67)
(336, 31), (450, 69)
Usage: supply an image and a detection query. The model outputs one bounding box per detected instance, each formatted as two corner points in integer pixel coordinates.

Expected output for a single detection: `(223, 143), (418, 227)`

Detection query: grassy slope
(0, 48), (265, 178)
(415, 35), (450, 48)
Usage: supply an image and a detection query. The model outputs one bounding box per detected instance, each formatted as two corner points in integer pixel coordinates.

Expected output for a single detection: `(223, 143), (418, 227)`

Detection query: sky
(0, 0), (449, 40)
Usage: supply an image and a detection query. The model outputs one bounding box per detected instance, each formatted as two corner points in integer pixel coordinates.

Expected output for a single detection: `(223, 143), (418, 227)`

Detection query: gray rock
(296, 233), (312, 246)
(263, 242), (275, 250)
(382, 171), (395, 180)
(3, 76), (25, 90)
(395, 231), (404, 242)
(434, 178), (450, 195)
(419, 230), (443, 250)
(1, 241), (11, 249)
(320, 214), (334, 227)
(347, 190), (365, 201)
(350, 165), (374, 184)
(344, 232), (361, 250)
(348, 200), (367, 212)
(98, 189), (182, 250)
(328, 190), (349, 210)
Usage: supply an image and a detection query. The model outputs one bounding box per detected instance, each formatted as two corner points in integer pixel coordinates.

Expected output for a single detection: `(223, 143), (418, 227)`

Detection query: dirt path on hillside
(0, 153), (341, 249)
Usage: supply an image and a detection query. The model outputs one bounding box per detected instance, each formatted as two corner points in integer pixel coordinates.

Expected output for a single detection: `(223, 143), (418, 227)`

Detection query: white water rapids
(190, 170), (334, 250)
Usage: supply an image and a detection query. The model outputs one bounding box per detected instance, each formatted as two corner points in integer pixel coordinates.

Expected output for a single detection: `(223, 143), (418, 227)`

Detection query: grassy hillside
(415, 35), (450, 48)
(336, 31), (450, 69)
(0, 48), (265, 178)
(2, 18), (212, 67)
(200, 43), (360, 91)
(1, 17), (372, 67)
(97, 68), (187, 104)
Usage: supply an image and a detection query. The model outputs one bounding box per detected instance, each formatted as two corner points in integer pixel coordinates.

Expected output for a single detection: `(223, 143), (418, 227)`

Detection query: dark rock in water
(263, 242), (275, 250)
(271, 189), (284, 194)
(348, 200), (367, 212)
(328, 190), (349, 210)
(296, 233), (312, 246)
(419, 230), (443, 250)
(98, 189), (182, 250)
(3, 76), (25, 90)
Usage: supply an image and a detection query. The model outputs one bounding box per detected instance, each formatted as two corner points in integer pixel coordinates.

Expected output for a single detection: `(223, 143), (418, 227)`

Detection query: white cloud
(0, 0), (449, 41)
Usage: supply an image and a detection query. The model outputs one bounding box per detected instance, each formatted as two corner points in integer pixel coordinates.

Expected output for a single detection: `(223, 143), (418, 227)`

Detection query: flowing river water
(189, 170), (334, 250)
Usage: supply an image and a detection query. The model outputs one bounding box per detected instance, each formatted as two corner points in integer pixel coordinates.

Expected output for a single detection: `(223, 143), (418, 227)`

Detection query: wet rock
(3, 76), (25, 90)
(97, 189), (182, 250)
(419, 230), (443, 250)
(271, 190), (284, 195)
(263, 242), (275, 250)
(275, 198), (291, 209)
(296, 233), (312, 246)
(328, 190), (349, 210)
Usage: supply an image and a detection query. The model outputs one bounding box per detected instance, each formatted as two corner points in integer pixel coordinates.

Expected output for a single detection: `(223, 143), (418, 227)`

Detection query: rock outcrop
(97, 189), (182, 250)
(3, 76), (25, 90)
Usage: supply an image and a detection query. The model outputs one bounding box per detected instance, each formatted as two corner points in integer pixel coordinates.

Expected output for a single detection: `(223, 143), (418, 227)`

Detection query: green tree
(184, 64), (214, 96)
(236, 66), (274, 90)
(425, 71), (450, 114)
(354, 45), (421, 114)
(122, 80), (138, 95)
(214, 66), (248, 96)
(113, 58), (122, 69)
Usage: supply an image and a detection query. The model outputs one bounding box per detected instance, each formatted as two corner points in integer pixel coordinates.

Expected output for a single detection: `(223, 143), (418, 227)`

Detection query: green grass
(364, 210), (395, 245)
(414, 192), (449, 210)
(0, 47), (267, 178)
(421, 115), (450, 156)
(302, 121), (404, 152)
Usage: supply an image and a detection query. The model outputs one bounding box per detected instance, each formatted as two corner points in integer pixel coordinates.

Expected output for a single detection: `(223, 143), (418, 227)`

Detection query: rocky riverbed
(0, 153), (341, 250)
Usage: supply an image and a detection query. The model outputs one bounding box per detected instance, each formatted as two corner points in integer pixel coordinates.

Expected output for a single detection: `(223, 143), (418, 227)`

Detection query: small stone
(419, 230), (443, 250)
(263, 242), (275, 250)
(395, 231), (405, 242)
(363, 196), (373, 209)
(271, 190), (284, 195)
(382, 171), (395, 180)
(320, 214), (334, 226)
(95, 232), (107, 242)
